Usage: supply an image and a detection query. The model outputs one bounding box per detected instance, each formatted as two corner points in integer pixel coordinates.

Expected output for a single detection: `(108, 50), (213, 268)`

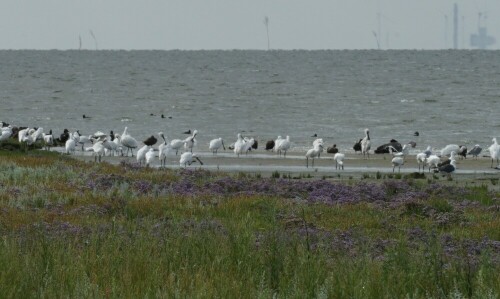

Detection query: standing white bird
(242, 138), (255, 155)
(120, 127), (139, 157)
(65, 132), (77, 155)
(209, 137), (225, 155)
(183, 129), (198, 153)
(305, 143), (323, 168)
(145, 148), (156, 167)
(389, 146), (404, 172)
(180, 152), (204, 168)
(361, 128), (371, 159)
(276, 136), (291, 157)
(158, 132), (171, 167)
(136, 145), (149, 166)
(416, 152), (427, 172)
(0, 126), (13, 142)
(440, 144), (460, 157)
(312, 138), (324, 158)
(488, 138), (500, 168)
(333, 153), (345, 170)
(90, 139), (106, 162)
(42, 130), (54, 151)
(111, 133), (123, 156)
(234, 133), (246, 157)
(426, 154), (441, 172)
(76, 131), (93, 151)
(273, 136), (283, 153)
(169, 136), (185, 155)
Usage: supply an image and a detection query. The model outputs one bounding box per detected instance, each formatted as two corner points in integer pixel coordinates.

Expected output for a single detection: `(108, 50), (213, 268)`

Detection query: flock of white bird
(1, 124), (500, 173)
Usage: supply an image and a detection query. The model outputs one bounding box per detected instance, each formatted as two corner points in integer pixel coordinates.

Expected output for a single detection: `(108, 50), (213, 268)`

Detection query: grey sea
(1, 50), (499, 153)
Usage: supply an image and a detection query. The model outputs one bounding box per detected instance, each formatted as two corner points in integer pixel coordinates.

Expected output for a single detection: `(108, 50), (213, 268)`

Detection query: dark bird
(467, 144), (482, 159)
(311, 133), (318, 137)
(353, 139), (362, 153)
(457, 145), (467, 159)
(408, 141), (417, 148)
(183, 129), (192, 134)
(143, 135), (158, 146)
(414, 131), (419, 137)
(265, 140), (275, 151)
(110, 130), (115, 141)
(327, 144), (339, 154)
(161, 114), (166, 118)
(252, 139), (258, 150)
(150, 113), (155, 116)
(435, 160), (456, 175)
(58, 129), (70, 144)
(1, 121), (9, 127)
(83, 114), (91, 119)
(438, 151), (457, 167)
(374, 140), (402, 154)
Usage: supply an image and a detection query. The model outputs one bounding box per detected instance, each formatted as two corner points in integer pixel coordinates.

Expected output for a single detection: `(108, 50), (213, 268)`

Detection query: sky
(0, 0), (498, 50)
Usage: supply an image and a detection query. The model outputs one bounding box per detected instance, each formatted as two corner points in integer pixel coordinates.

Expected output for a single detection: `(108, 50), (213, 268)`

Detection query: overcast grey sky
(0, 0), (498, 50)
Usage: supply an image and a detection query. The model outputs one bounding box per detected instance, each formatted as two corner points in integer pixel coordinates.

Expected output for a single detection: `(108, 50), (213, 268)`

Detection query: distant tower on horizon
(453, 3), (458, 49)
(470, 12), (496, 49)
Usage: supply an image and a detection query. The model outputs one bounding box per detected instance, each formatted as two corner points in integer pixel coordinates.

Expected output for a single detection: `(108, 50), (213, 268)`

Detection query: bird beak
(195, 157), (204, 165)
(222, 140), (226, 150)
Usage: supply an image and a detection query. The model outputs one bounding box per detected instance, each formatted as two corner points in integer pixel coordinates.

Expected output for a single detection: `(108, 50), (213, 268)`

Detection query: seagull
(467, 144), (482, 159)
(435, 159), (457, 177)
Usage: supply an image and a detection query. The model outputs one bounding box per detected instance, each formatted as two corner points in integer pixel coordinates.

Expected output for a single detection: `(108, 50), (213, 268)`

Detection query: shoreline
(54, 147), (500, 182)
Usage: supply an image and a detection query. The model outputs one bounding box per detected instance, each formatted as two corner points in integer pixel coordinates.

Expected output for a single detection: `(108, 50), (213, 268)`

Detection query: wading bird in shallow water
(488, 138), (500, 168)
(333, 152), (345, 170)
(209, 138), (225, 155)
(305, 143), (323, 168)
(120, 127), (139, 157)
(180, 152), (203, 168)
(361, 128), (371, 159)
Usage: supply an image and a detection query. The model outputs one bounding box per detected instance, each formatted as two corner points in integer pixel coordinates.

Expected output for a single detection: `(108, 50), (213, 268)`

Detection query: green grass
(0, 150), (498, 298)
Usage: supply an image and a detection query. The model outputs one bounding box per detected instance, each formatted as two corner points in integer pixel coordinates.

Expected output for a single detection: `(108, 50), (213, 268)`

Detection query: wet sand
(64, 147), (500, 182)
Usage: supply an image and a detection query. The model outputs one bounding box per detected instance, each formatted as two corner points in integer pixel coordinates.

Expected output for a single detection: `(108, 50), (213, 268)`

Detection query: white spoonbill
(333, 153), (345, 170)
(183, 129), (198, 153)
(276, 136), (291, 157)
(389, 146), (404, 173)
(234, 133), (246, 157)
(145, 148), (156, 167)
(91, 139), (105, 162)
(65, 132), (77, 155)
(440, 144), (459, 157)
(361, 128), (371, 159)
(136, 145), (149, 166)
(120, 127), (139, 157)
(180, 152), (204, 168)
(426, 154), (441, 172)
(158, 132), (171, 167)
(0, 126), (13, 142)
(488, 138), (500, 168)
(305, 143), (323, 168)
(209, 138), (225, 154)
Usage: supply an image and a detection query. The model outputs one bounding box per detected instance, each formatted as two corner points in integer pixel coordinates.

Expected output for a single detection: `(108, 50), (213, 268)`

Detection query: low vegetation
(0, 150), (498, 298)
